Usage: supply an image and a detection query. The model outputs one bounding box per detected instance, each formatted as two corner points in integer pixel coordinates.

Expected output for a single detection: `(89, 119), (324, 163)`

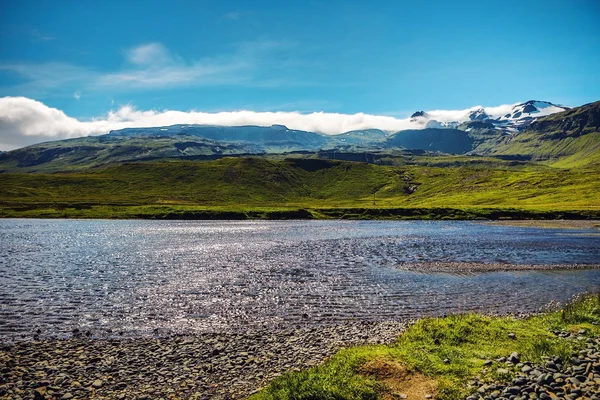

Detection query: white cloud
(73, 91), (81, 100)
(0, 42), (275, 95)
(0, 96), (527, 151)
(125, 43), (172, 65)
(97, 42), (249, 88)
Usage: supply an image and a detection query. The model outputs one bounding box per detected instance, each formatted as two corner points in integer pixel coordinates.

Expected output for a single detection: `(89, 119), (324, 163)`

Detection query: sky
(0, 0), (599, 149)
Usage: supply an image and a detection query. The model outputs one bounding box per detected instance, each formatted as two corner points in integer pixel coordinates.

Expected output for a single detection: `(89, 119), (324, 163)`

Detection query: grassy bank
(1, 157), (599, 219)
(2, 204), (600, 220)
(251, 294), (600, 400)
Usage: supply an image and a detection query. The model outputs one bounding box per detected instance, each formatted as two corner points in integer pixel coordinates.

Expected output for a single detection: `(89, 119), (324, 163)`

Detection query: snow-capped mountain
(468, 108), (490, 121)
(410, 100), (569, 133)
(495, 100), (569, 124)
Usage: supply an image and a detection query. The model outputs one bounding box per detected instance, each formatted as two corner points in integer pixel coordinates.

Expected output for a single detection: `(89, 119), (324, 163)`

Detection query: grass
(251, 293), (600, 400)
(1, 157), (599, 219)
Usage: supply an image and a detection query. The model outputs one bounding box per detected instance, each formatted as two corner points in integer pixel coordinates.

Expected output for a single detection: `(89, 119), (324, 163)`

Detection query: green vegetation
(0, 157), (599, 219)
(251, 294), (600, 400)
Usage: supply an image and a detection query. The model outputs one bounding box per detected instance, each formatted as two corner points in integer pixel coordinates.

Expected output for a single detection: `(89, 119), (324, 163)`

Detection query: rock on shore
(469, 330), (600, 400)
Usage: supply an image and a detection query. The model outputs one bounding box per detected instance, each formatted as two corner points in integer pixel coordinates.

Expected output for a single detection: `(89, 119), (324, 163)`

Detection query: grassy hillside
(489, 101), (600, 168)
(1, 157), (598, 219)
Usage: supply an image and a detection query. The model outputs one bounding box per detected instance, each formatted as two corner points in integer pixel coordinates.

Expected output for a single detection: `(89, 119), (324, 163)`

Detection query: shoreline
(1, 321), (408, 400)
(3, 296), (599, 400)
(2, 205), (600, 221)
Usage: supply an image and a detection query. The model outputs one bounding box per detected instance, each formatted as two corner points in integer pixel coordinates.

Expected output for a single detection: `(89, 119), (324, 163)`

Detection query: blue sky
(2, 0), (600, 115)
(0, 0), (599, 149)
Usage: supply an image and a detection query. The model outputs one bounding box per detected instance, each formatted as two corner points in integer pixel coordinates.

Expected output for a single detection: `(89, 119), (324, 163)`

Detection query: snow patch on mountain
(496, 100), (569, 124)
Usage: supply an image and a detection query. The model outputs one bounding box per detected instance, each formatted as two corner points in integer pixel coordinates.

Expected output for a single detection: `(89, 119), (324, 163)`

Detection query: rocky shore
(0, 321), (408, 400)
(469, 330), (600, 400)
(3, 320), (599, 400)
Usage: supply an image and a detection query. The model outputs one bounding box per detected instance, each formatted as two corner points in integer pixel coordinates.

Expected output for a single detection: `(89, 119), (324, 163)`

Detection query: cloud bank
(0, 96), (520, 150)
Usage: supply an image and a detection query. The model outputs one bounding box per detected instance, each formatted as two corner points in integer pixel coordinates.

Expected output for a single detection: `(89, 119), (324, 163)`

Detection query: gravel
(0, 321), (407, 400)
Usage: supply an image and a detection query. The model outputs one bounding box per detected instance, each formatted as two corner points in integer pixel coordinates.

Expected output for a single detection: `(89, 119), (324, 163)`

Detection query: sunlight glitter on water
(0, 219), (599, 340)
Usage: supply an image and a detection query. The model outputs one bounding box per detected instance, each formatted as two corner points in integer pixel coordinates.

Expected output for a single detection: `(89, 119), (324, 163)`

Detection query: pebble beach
(0, 321), (408, 400)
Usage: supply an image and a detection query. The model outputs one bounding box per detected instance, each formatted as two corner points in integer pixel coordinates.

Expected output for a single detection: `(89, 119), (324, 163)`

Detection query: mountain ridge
(0, 100), (597, 172)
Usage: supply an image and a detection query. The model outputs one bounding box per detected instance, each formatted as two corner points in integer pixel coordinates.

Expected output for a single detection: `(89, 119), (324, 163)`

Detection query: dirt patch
(359, 358), (438, 400)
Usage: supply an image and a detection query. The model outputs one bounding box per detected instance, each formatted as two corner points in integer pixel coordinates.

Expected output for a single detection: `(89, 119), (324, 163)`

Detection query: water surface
(1, 219), (599, 340)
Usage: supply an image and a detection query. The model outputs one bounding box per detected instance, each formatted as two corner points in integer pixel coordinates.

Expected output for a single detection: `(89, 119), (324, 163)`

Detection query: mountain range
(0, 100), (597, 173)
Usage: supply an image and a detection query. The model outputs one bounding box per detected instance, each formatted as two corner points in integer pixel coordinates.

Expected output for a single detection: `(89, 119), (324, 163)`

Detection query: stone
(33, 390), (47, 400)
(545, 361), (557, 370)
(508, 352), (520, 364)
(505, 386), (521, 395)
(91, 379), (103, 389)
(508, 333), (517, 339)
(61, 394), (73, 400)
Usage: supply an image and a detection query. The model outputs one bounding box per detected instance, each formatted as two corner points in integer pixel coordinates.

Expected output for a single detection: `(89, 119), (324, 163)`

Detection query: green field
(1, 156), (599, 219)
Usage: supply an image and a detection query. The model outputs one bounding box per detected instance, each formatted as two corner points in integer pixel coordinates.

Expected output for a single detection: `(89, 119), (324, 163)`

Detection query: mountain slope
(386, 128), (474, 154)
(488, 101), (600, 167)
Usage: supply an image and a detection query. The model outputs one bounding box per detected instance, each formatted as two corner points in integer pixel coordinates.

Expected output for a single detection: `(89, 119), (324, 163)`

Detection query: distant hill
(0, 134), (263, 173)
(386, 128), (474, 154)
(110, 124), (330, 152)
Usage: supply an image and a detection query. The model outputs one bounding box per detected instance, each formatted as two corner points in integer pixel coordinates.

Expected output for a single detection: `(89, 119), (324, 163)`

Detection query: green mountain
(487, 100), (600, 167)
